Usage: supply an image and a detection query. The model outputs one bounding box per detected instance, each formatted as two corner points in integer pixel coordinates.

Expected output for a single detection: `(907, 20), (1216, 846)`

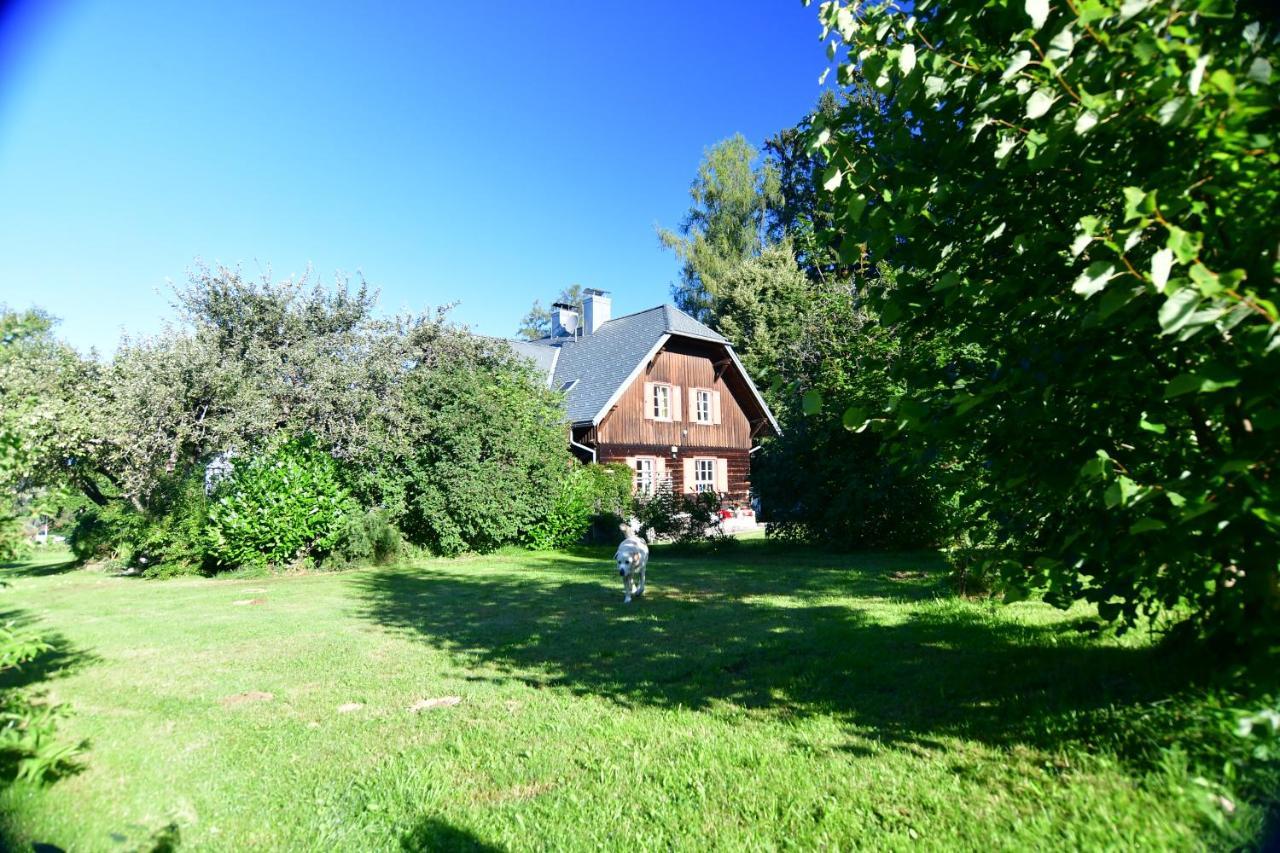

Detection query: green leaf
(1246, 56), (1272, 85)
(1129, 518), (1166, 533)
(847, 193), (868, 222)
(1166, 226), (1200, 264)
(899, 43), (917, 76)
(1072, 262), (1116, 297)
(822, 166), (843, 192)
(1150, 248), (1173, 290)
(1026, 89), (1056, 119)
(1002, 50), (1033, 81)
(841, 406), (869, 431)
(1104, 475), (1139, 508)
(802, 389), (823, 416)
(1209, 68), (1236, 95)
(1189, 263), (1220, 296)
(1025, 0), (1049, 30)
(1138, 415), (1166, 434)
(1122, 187), (1154, 221)
(1164, 368), (1241, 398)
(1158, 287), (1201, 334)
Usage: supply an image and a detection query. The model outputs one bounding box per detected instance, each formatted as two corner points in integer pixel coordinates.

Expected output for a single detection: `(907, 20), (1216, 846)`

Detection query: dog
(614, 535), (649, 604)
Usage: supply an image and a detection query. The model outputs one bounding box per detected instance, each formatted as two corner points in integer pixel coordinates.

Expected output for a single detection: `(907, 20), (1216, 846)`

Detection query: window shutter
(682, 457), (695, 493)
(656, 456), (668, 489)
(689, 387), (698, 421)
(716, 458), (729, 494)
(712, 391), (722, 424)
(672, 386), (683, 421)
(643, 382), (654, 420)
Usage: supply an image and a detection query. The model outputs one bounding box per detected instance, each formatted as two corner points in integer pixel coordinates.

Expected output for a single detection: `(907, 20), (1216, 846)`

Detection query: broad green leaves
(812, 0), (1280, 644)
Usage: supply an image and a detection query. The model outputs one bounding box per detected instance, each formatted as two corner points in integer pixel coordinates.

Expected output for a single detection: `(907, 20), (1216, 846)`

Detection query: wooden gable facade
(571, 337), (774, 503)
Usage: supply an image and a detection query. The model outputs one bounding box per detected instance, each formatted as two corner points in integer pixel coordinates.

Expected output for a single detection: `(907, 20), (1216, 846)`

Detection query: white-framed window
(652, 383), (671, 420)
(634, 458), (656, 495)
(694, 458), (716, 493)
(694, 389), (712, 423)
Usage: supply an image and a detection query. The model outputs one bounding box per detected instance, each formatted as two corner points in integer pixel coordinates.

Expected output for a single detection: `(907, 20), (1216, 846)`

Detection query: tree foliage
(523, 462), (634, 550)
(390, 347), (570, 556)
(10, 267), (578, 567)
(659, 134), (782, 321)
(811, 0), (1279, 643)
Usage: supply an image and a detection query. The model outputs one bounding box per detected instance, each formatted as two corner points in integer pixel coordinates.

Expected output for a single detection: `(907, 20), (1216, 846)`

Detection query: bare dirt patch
(888, 571), (927, 581)
(336, 702), (364, 713)
(220, 691), (273, 707)
(408, 696), (462, 712)
(232, 598), (266, 606)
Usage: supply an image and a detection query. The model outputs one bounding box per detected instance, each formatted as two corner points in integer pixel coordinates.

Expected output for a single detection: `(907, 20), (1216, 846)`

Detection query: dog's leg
(636, 561), (646, 597)
(623, 572), (633, 604)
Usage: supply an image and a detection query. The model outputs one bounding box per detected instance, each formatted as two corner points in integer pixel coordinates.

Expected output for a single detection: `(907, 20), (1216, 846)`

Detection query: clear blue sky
(0, 1), (830, 355)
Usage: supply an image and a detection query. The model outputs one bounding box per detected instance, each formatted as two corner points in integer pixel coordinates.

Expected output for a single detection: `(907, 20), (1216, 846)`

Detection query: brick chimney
(582, 289), (611, 335)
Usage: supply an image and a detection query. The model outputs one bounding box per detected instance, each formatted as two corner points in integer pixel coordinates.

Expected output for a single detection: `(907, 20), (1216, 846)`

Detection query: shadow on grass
(0, 608), (96, 795)
(400, 817), (503, 852)
(0, 556), (79, 580)
(0, 610), (98, 692)
(351, 543), (1216, 763)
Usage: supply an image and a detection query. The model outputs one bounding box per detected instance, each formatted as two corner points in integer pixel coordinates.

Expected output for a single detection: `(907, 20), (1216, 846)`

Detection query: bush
(68, 471), (209, 575)
(524, 463), (634, 550)
(0, 611), (80, 783)
(757, 424), (943, 550)
(331, 509), (405, 567)
(634, 485), (723, 545)
(204, 438), (359, 570)
(391, 352), (571, 557)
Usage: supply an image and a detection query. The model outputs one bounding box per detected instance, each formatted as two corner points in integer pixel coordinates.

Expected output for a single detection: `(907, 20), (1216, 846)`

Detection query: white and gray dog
(614, 535), (649, 604)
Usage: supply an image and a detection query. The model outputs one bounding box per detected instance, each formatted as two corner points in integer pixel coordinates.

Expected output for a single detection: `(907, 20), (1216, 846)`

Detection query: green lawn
(0, 543), (1272, 850)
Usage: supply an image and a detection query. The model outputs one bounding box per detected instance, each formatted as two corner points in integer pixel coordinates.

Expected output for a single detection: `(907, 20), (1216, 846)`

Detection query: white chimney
(583, 289), (611, 335)
(551, 302), (579, 338)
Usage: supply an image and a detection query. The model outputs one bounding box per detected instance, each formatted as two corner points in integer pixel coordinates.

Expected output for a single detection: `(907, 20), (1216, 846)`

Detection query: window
(634, 458), (656, 495)
(694, 458), (716, 493)
(652, 384), (671, 420)
(694, 389), (712, 423)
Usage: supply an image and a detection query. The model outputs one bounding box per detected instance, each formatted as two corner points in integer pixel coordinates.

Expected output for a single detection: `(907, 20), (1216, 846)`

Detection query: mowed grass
(0, 543), (1271, 850)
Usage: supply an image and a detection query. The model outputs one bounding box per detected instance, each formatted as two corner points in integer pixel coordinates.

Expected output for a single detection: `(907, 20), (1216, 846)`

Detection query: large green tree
(658, 134), (782, 321)
(811, 0), (1279, 643)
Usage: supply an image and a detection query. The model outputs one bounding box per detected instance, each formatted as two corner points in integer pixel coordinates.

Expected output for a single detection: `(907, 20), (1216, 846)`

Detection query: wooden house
(508, 290), (780, 501)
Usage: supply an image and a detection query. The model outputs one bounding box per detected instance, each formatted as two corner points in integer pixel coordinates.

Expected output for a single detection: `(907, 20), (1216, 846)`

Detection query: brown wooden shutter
(712, 391), (722, 425)
(643, 382), (655, 420)
(672, 386), (683, 421)
(682, 457), (695, 493)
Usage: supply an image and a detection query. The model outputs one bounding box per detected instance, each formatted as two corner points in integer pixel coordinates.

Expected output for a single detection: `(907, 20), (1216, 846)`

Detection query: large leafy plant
(810, 0), (1278, 643)
(525, 463), (634, 550)
(204, 438), (359, 570)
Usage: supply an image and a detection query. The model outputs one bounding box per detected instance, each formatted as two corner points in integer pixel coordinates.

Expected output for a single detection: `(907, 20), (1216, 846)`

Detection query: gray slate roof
(506, 304), (757, 427)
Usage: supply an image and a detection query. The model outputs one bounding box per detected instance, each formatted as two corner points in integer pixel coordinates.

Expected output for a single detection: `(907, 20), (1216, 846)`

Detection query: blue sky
(0, 1), (830, 355)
